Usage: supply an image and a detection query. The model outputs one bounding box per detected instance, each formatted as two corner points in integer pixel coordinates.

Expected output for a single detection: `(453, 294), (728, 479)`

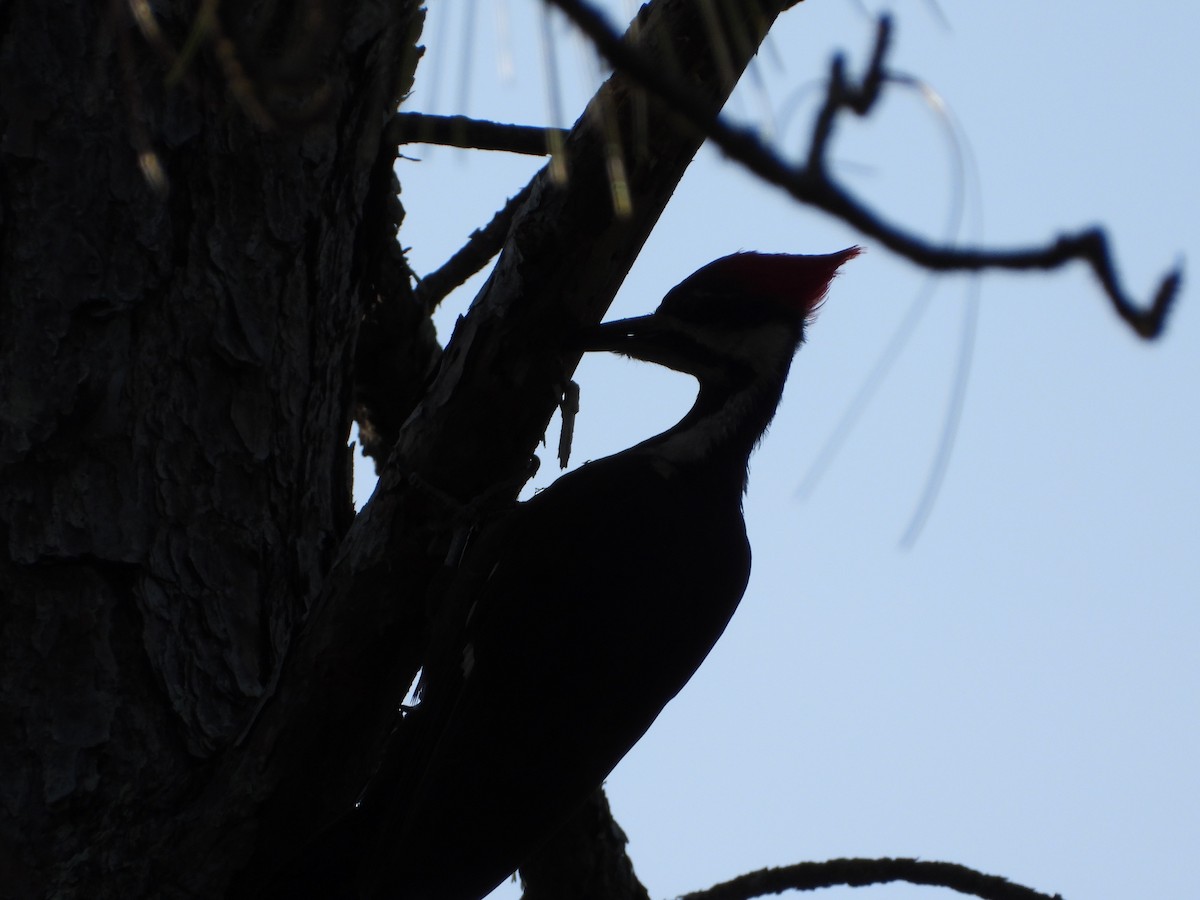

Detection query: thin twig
(413, 181), (536, 311)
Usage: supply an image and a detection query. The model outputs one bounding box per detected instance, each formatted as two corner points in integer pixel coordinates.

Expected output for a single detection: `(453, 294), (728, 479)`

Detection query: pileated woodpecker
(270, 248), (858, 900)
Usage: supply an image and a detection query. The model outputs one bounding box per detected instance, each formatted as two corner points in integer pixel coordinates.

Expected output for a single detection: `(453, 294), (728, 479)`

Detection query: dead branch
(413, 181), (536, 312)
(386, 111), (568, 155)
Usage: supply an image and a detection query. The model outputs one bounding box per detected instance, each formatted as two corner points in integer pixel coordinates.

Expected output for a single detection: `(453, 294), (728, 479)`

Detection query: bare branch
(806, 17), (891, 170)
(386, 112), (568, 156)
(680, 857), (1063, 900)
(413, 180), (535, 311)
(546, 1), (1181, 338)
(395, 114), (568, 312)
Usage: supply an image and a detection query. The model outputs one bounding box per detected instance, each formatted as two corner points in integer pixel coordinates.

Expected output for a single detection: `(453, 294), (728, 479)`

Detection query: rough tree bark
(0, 1), (791, 897)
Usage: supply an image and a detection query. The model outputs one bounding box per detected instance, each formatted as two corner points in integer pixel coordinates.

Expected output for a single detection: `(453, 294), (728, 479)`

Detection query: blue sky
(356, 3), (1200, 898)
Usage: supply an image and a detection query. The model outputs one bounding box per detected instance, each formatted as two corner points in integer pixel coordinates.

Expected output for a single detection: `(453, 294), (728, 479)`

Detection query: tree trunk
(1, 2), (422, 894)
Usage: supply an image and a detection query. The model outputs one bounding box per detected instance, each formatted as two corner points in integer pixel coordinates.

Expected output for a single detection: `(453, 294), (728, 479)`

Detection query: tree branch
(547, 1), (1182, 338)
(413, 181), (535, 311)
(680, 857), (1062, 900)
(386, 111), (568, 156)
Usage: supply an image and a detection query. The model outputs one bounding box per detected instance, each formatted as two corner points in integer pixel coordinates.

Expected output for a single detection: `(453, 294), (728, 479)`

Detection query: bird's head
(581, 247), (860, 381)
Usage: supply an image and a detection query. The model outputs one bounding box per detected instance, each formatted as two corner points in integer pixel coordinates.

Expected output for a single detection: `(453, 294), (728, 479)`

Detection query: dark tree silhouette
(0, 1), (1175, 898)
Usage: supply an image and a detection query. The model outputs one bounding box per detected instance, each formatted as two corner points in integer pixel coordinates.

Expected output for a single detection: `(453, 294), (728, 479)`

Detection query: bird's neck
(633, 362), (793, 492)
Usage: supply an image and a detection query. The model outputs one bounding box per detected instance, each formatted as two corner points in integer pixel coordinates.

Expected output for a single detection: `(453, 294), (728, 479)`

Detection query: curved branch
(546, 1), (1182, 338)
(680, 857), (1062, 900)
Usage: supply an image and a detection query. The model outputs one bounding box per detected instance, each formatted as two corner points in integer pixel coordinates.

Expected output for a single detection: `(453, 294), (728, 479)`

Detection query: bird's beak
(575, 315), (665, 356)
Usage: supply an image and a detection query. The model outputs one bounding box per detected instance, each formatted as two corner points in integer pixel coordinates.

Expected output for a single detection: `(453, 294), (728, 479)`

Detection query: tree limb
(386, 111), (568, 156)
(547, 1), (1181, 338)
(680, 857), (1063, 900)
